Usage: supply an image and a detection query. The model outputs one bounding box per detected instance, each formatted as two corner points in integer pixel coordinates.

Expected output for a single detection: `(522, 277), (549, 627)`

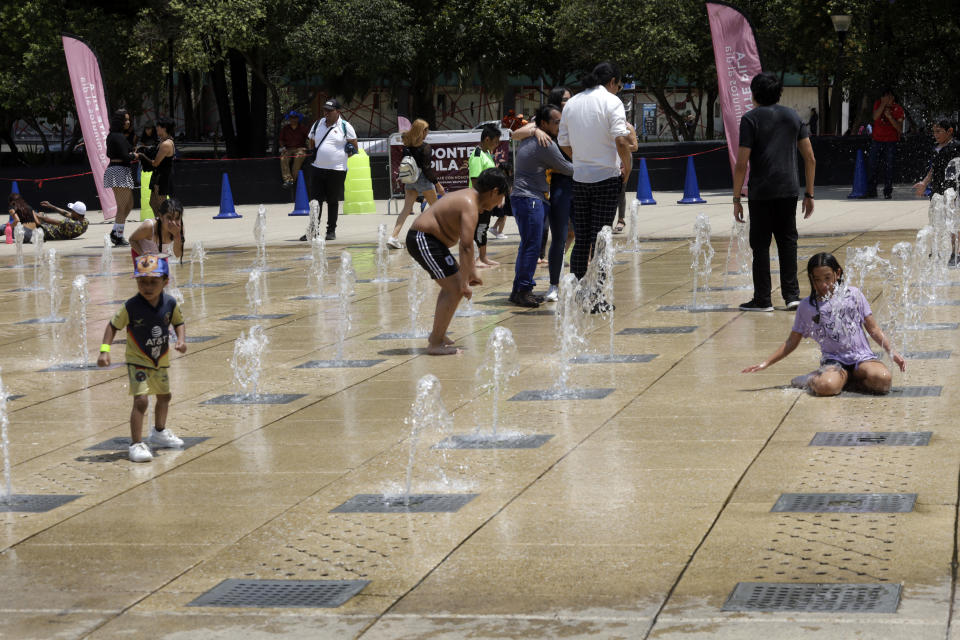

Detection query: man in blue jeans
(732, 72), (817, 312)
(509, 104), (573, 307)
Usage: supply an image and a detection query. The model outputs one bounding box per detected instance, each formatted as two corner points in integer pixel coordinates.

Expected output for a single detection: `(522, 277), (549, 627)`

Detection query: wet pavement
(0, 186), (957, 639)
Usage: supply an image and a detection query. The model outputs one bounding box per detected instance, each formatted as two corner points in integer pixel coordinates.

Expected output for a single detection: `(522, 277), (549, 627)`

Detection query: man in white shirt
(307, 98), (359, 241)
(558, 62), (635, 287)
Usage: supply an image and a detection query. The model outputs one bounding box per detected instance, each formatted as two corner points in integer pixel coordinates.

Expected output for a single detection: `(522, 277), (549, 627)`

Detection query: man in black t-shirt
(732, 72), (817, 312)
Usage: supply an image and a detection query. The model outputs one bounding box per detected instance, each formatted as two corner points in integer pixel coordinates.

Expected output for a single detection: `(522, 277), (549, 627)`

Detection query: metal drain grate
(86, 436), (210, 451)
(920, 299), (960, 306)
(330, 493), (477, 513)
(618, 326), (697, 335)
(454, 308), (503, 317)
(377, 348), (428, 356)
(434, 434), (553, 449)
(370, 332), (430, 340)
(570, 353), (656, 363)
(237, 267), (289, 273)
(657, 304), (733, 312)
(509, 388), (614, 401)
(511, 310), (556, 316)
(221, 314), (292, 321)
(902, 350), (952, 359)
(188, 579), (369, 608)
(771, 493), (916, 513)
(904, 322), (958, 330)
(17, 317), (65, 324)
(356, 277), (406, 283)
(0, 494), (82, 513)
(185, 335), (219, 343)
(842, 386), (942, 398)
(723, 582), (901, 613)
(809, 432), (931, 447)
(180, 282), (229, 289)
(202, 393), (306, 405)
(297, 359), (386, 369)
(39, 363), (124, 372)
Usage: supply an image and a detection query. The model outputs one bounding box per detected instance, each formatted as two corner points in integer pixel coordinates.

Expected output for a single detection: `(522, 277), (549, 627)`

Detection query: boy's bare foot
(426, 343), (462, 355)
(480, 258), (500, 267)
(475, 260), (491, 269)
(442, 335), (455, 346)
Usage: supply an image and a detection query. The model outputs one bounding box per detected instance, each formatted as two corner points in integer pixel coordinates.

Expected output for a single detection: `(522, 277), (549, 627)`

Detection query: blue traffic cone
(288, 170), (309, 216)
(677, 156), (706, 204)
(10, 181), (19, 195)
(847, 149), (869, 199)
(635, 158), (656, 205)
(213, 173), (242, 219)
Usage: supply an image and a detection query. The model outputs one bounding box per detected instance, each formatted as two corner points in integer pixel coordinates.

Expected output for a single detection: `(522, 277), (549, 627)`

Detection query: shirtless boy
(406, 168), (509, 355)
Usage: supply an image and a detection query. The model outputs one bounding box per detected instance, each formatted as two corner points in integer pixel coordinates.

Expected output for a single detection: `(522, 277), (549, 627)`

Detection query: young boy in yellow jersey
(97, 254), (187, 462)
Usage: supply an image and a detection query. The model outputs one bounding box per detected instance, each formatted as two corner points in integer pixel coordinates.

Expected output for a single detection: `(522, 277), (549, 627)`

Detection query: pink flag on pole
(62, 34), (116, 220)
(706, 2), (763, 183)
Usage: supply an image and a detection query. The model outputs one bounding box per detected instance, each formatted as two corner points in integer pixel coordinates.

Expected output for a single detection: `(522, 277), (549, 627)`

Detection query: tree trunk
(650, 88), (682, 141)
(817, 73), (831, 136)
(59, 112), (83, 163)
(25, 116), (52, 165)
(705, 87), (717, 139)
(410, 78), (436, 129)
(181, 70), (197, 139)
(230, 50), (252, 155)
(0, 114), (28, 165)
(210, 60), (239, 157)
(248, 50), (268, 157)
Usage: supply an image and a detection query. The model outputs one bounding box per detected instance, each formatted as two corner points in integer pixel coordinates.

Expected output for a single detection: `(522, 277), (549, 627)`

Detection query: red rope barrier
(641, 145), (727, 161)
(0, 145), (728, 186)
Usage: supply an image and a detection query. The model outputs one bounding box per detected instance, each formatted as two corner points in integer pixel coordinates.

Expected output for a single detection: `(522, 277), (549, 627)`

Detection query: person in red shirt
(279, 111), (310, 188)
(866, 89), (904, 199)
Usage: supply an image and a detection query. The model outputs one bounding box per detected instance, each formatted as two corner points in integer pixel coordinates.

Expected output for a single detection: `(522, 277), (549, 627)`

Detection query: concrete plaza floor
(0, 185), (957, 639)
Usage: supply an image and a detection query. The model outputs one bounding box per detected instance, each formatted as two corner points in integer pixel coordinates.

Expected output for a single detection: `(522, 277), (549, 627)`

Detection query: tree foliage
(2, 0), (958, 163)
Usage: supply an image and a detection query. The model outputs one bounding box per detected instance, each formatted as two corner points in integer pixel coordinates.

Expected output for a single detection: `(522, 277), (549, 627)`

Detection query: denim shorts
(404, 175), (437, 195)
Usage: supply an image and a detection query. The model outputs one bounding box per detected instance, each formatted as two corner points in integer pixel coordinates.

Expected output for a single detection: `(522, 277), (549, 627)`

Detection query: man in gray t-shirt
(732, 72), (816, 312)
(509, 104), (574, 307)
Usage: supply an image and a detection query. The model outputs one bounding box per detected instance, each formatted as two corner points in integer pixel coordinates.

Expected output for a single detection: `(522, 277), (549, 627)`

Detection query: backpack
(397, 147), (421, 184)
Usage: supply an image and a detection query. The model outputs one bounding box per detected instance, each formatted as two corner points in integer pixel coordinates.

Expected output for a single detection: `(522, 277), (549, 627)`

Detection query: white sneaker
(491, 231), (508, 240)
(148, 427), (184, 448)
(128, 441), (153, 462)
(545, 285), (559, 302)
(386, 236), (403, 249)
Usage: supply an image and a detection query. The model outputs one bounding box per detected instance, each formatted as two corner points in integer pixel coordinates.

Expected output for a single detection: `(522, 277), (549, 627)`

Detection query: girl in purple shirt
(742, 253), (905, 395)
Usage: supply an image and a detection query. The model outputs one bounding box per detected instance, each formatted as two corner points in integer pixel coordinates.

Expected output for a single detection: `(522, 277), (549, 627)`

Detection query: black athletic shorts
(406, 229), (459, 280)
(475, 211), (491, 247)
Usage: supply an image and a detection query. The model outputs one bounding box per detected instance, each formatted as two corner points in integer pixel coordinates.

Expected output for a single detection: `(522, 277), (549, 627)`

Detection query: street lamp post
(830, 14), (852, 135)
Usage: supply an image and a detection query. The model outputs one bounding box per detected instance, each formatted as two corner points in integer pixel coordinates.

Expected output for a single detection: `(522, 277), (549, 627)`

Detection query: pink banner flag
(706, 2), (763, 183)
(62, 34), (116, 220)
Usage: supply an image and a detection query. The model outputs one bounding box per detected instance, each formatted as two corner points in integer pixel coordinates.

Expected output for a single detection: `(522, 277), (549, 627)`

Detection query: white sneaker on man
(128, 441), (153, 462)
(148, 427), (184, 448)
(545, 285), (559, 302)
(386, 236), (403, 249)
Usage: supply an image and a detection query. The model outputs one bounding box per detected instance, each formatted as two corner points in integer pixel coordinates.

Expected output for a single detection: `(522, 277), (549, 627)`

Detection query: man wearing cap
(306, 98), (359, 241)
(279, 111), (310, 188)
(34, 200), (89, 240)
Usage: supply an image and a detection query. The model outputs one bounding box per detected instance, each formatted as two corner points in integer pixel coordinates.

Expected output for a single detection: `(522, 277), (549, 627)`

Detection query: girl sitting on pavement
(742, 252), (905, 395)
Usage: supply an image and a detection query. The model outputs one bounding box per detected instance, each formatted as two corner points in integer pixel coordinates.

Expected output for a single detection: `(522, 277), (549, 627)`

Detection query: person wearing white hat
(35, 200), (89, 240)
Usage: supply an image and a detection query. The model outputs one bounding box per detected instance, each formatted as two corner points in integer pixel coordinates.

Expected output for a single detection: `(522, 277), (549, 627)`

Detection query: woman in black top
(104, 109), (136, 246)
(387, 118), (444, 248)
(137, 116), (176, 213)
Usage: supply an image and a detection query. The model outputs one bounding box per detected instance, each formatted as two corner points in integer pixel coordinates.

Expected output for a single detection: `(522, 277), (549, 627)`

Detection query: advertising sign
(389, 129), (510, 194)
